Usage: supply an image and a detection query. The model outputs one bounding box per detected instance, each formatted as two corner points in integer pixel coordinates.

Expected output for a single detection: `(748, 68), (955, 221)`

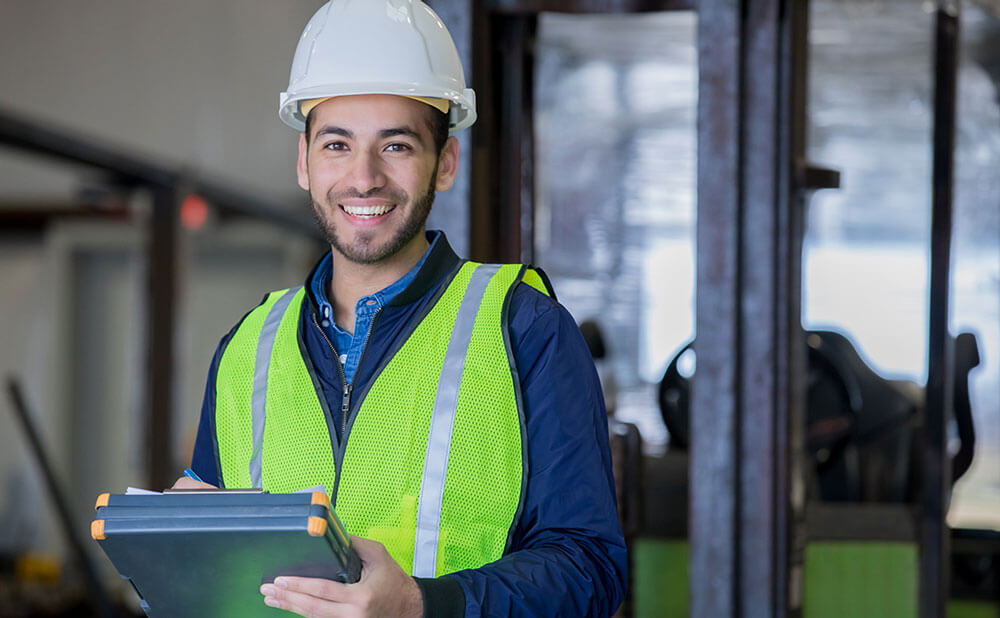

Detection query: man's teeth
(342, 204), (394, 218)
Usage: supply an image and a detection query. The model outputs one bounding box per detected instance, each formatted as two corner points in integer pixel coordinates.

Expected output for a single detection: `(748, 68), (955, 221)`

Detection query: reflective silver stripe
(249, 287), (301, 489)
(412, 264), (501, 577)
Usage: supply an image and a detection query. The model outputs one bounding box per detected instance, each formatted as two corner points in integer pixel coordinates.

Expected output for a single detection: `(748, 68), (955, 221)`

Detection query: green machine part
(949, 601), (1000, 618)
(803, 542), (917, 617)
(633, 539), (997, 618)
(633, 539), (689, 617)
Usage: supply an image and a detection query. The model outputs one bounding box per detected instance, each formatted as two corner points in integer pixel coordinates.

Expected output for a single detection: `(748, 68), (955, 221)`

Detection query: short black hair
(428, 107), (449, 156)
(304, 102), (450, 156)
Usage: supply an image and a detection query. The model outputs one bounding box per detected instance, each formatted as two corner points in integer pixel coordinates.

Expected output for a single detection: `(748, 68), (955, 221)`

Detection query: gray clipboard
(92, 490), (361, 617)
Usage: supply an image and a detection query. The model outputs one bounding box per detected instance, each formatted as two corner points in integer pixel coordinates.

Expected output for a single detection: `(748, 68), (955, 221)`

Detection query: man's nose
(347, 149), (387, 194)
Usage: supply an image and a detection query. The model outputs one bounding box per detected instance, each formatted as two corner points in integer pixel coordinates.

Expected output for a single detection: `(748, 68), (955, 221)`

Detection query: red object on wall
(180, 194), (208, 230)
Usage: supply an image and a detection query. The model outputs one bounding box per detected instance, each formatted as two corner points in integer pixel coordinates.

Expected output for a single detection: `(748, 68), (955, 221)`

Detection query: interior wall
(0, 221), (313, 582)
(0, 1), (472, 252)
(0, 236), (51, 556)
(0, 2), (326, 565)
(0, 1), (323, 206)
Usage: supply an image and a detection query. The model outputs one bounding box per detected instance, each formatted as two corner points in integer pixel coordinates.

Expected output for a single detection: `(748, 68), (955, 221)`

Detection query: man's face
(297, 94), (458, 266)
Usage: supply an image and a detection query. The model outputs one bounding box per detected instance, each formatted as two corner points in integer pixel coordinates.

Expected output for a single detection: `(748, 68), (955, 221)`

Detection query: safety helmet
(279, 0), (477, 133)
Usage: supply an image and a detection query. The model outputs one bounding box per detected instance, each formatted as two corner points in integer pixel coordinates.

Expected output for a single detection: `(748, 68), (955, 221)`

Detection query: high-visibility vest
(213, 262), (551, 577)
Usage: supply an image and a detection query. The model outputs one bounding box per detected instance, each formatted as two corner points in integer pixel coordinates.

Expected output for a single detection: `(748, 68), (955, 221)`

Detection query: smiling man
(301, 95), (451, 266)
(298, 94), (458, 337)
(177, 1), (627, 616)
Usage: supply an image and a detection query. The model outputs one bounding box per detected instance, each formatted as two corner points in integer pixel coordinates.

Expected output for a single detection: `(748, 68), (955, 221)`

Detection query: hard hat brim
(279, 87), (476, 134)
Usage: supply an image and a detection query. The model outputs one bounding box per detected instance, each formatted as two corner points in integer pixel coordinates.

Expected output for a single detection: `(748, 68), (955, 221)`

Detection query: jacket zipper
(340, 383), (353, 438)
(333, 306), (382, 449)
(352, 307), (383, 408)
(311, 312), (349, 430)
(311, 307), (382, 504)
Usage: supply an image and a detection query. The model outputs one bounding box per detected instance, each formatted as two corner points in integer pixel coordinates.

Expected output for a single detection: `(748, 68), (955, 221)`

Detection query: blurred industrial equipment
(4, 378), (136, 617)
(658, 330), (982, 503)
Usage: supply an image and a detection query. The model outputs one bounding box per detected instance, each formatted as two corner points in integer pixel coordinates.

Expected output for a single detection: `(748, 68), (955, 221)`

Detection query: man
(176, 1), (626, 616)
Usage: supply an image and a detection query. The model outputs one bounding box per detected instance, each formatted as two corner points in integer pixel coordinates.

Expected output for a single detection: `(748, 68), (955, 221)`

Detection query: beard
(311, 175), (436, 266)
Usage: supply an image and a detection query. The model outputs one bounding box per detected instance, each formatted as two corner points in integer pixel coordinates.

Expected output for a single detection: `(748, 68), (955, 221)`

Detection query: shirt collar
(310, 231), (441, 328)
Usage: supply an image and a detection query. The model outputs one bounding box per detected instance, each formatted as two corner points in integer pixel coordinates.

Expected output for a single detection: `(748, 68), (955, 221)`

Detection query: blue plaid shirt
(309, 234), (436, 383)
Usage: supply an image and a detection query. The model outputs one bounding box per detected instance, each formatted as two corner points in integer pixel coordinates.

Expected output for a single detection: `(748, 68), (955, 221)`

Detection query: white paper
(125, 487), (162, 495)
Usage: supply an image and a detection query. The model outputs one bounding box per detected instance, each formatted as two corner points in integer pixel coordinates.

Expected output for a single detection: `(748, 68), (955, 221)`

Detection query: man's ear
(296, 133), (310, 191)
(434, 136), (460, 192)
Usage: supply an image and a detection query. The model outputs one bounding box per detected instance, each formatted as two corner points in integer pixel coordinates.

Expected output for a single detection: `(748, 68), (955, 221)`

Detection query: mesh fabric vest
(213, 262), (551, 577)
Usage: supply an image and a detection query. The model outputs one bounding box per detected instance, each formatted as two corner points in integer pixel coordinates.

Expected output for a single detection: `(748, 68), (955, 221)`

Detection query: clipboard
(92, 490), (361, 617)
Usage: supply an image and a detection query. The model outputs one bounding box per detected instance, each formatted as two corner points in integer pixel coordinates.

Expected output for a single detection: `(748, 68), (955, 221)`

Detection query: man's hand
(169, 476), (217, 490)
(259, 536), (423, 618)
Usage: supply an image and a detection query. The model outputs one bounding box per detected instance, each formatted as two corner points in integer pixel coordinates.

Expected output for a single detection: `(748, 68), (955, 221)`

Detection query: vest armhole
(501, 265), (531, 556)
(521, 265), (556, 300)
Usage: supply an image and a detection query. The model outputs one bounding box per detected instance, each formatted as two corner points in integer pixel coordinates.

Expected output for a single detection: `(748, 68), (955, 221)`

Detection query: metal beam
(692, 2), (741, 612)
(692, 0), (807, 615)
(487, 0), (694, 12)
(0, 205), (130, 232)
(921, 3), (960, 616)
(497, 14), (537, 264)
(467, 11), (536, 263)
(0, 106), (319, 238)
(147, 186), (179, 490)
(468, 3), (499, 262)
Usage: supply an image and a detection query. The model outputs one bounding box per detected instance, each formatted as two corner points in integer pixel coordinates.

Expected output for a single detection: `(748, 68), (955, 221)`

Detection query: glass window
(535, 6), (998, 525)
(807, 1), (999, 524)
(948, 4), (1000, 530)
(534, 12), (698, 453)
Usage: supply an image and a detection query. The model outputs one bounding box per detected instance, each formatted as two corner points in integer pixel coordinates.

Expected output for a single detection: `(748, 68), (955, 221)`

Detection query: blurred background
(0, 0), (997, 616)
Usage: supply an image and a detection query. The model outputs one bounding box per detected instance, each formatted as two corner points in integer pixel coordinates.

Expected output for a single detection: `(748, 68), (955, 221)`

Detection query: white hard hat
(279, 0), (477, 133)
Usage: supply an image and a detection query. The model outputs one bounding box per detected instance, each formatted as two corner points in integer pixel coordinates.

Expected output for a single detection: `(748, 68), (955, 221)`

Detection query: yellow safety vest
(213, 262), (550, 577)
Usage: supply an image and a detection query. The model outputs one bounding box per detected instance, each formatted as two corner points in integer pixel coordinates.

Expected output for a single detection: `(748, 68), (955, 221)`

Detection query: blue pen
(183, 468), (203, 482)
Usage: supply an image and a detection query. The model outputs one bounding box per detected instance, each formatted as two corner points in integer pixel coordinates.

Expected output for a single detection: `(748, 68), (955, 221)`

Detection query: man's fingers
(259, 539), (419, 618)
(169, 476), (217, 490)
(265, 591), (328, 617)
(277, 576), (350, 599)
(262, 585), (349, 618)
(261, 576), (360, 607)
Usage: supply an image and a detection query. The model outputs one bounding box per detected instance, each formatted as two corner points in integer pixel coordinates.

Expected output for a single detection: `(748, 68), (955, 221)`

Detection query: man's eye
(385, 143), (412, 153)
(324, 141), (349, 151)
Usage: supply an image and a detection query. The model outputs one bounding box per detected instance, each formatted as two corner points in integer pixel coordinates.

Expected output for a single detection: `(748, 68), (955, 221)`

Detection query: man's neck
(328, 235), (430, 334)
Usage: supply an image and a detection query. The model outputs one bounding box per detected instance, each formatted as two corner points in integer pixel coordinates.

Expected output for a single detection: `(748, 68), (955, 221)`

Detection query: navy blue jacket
(190, 232), (627, 616)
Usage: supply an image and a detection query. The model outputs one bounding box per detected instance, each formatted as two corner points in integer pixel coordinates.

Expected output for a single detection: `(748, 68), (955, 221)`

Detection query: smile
(340, 204), (395, 218)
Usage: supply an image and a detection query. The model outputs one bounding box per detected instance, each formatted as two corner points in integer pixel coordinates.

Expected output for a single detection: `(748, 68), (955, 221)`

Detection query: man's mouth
(340, 204), (395, 218)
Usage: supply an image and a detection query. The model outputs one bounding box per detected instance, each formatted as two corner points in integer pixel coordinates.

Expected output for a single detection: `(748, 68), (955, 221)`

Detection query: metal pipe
(693, 1), (742, 615)
(0, 106), (319, 239)
(486, 0), (694, 12)
(921, 4), (960, 617)
(147, 187), (179, 491)
(497, 14), (536, 263)
(6, 377), (119, 618)
(693, 0), (806, 615)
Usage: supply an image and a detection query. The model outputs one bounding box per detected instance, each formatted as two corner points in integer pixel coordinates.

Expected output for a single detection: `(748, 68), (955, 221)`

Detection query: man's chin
(332, 241), (381, 265)
(331, 234), (403, 266)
